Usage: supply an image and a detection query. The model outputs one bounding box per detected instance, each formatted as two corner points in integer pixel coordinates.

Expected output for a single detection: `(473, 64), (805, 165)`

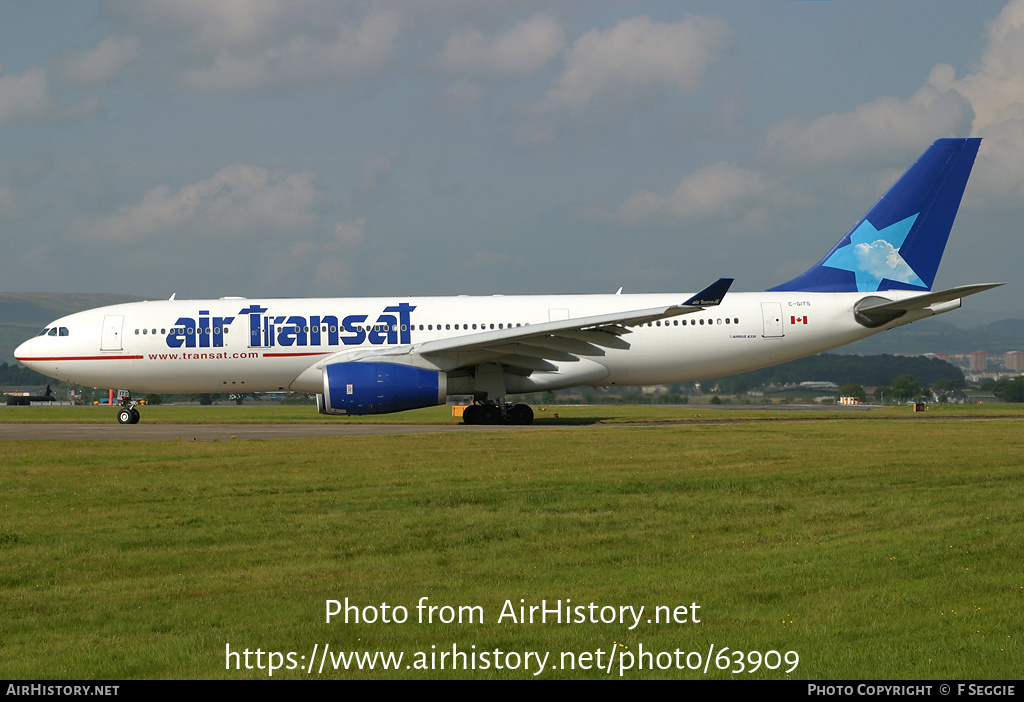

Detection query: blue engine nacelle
(317, 362), (447, 415)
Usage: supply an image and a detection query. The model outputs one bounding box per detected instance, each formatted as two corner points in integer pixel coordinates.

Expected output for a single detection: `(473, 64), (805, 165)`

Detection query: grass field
(3, 400), (1023, 424)
(1, 405), (1022, 679)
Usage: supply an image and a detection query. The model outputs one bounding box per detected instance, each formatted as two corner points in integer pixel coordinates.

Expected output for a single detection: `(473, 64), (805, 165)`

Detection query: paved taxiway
(0, 403), (887, 440)
(0, 423), (542, 440)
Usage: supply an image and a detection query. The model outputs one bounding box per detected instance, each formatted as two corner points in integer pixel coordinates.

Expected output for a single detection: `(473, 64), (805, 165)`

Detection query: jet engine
(317, 362), (447, 415)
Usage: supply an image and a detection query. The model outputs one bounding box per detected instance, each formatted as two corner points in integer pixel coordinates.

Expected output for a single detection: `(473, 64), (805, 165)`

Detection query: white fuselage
(14, 290), (930, 397)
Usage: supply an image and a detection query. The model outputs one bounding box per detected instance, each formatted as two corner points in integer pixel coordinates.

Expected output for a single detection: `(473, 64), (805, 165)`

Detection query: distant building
(965, 389), (997, 404)
(1006, 351), (1024, 372)
(969, 351), (988, 372)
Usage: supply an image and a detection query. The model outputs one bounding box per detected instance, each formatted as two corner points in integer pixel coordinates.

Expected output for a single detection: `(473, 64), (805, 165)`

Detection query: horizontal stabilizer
(855, 283), (1004, 328)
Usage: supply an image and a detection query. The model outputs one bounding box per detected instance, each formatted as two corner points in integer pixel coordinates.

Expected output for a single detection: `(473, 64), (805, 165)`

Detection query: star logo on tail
(823, 214), (926, 292)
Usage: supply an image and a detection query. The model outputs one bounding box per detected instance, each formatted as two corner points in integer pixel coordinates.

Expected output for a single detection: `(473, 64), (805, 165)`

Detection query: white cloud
(612, 162), (774, 224)
(0, 68), (52, 124)
(756, 0), (1024, 204)
(72, 165), (321, 243)
(540, 15), (732, 109)
(0, 67), (100, 125)
(334, 216), (366, 246)
(760, 67), (974, 166)
(361, 156), (394, 191)
(181, 11), (401, 94)
(61, 37), (141, 86)
(945, 0), (1024, 201)
(955, 0), (1024, 133)
(435, 80), (486, 111)
(284, 216), (367, 294)
(107, 0), (308, 52)
(437, 13), (565, 77)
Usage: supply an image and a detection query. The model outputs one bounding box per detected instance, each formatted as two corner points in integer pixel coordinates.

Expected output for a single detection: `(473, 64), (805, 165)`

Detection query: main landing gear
(462, 402), (534, 425)
(116, 394), (141, 424)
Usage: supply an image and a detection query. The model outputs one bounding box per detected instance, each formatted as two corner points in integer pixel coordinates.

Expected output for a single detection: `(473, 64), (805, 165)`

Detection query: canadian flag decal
(791, 315), (808, 325)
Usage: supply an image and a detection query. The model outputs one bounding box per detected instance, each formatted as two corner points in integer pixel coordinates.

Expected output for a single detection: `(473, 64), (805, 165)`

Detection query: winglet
(684, 278), (733, 307)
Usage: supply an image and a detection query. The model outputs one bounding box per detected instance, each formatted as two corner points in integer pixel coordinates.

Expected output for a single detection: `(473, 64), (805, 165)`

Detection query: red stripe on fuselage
(16, 355), (144, 361)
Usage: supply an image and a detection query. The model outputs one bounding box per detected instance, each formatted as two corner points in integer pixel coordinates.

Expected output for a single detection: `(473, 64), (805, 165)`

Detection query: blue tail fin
(769, 138), (980, 293)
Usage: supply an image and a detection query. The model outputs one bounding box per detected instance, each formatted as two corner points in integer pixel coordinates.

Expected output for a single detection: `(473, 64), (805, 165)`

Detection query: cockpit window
(48, 328), (58, 336)
(37, 328), (50, 336)
(59, 327), (69, 336)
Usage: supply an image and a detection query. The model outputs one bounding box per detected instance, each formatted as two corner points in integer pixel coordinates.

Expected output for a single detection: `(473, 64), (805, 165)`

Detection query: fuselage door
(761, 303), (784, 338)
(101, 315), (124, 351)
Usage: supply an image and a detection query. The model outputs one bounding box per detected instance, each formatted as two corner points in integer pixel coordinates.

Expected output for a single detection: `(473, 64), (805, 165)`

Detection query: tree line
(709, 354), (964, 394)
(0, 362), (52, 386)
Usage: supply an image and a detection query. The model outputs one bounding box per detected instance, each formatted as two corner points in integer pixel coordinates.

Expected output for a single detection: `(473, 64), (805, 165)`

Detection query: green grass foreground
(3, 400), (1023, 424)
(1, 414), (1022, 679)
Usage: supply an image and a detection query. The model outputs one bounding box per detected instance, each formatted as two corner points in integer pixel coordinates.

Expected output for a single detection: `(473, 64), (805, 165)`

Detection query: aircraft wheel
(508, 404), (534, 425)
(478, 404), (502, 425)
(117, 408), (133, 424)
(462, 404), (481, 425)
(129, 408), (141, 424)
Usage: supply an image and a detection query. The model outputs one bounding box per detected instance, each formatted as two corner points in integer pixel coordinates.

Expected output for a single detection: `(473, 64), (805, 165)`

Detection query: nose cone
(14, 337), (33, 362)
(14, 337), (43, 370)
(13, 335), (67, 383)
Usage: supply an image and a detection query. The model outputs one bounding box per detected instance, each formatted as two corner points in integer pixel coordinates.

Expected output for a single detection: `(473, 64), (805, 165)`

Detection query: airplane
(14, 138), (1002, 425)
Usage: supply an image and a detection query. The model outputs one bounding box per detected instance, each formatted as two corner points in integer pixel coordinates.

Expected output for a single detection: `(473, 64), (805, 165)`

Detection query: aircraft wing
(854, 283), (1004, 328)
(307, 278), (732, 374)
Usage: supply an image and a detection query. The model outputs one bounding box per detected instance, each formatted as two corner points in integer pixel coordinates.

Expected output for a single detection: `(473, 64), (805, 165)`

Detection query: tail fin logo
(821, 213), (926, 293)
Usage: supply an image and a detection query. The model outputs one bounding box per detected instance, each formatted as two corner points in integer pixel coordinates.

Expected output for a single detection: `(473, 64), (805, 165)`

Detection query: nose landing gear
(116, 391), (141, 424)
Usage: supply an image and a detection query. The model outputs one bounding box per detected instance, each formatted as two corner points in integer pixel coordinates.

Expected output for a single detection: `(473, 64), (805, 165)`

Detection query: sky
(0, 0), (1021, 317)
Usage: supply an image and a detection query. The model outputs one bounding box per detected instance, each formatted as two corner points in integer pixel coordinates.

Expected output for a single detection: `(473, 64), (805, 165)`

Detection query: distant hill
(0, 292), (146, 363)
(711, 353), (965, 393)
(840, 317), (1024, 355)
